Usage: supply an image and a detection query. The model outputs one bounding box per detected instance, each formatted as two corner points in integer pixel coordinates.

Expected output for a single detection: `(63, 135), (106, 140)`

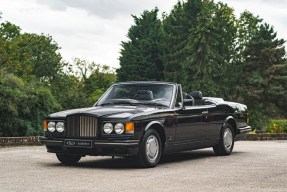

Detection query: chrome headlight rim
(114, 123), (124, 134)
(56, 122), (64, 132)
(103, 123), (113, 134)
(47, 121), (56, 132)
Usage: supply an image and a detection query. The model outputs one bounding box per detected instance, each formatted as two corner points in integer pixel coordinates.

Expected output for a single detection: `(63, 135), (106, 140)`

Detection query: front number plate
(64, 139), (92, 148)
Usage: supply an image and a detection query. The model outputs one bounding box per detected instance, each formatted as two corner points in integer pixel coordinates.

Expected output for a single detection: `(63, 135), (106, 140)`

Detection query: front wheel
(213, 124), (234, 156)
(56, 154), (81, 165)
(137, 129), (162, 168)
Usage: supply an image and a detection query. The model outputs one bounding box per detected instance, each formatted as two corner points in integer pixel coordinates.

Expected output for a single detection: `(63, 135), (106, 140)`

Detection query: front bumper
(39, 136), (140, 156)
(235, 126), (252, 141)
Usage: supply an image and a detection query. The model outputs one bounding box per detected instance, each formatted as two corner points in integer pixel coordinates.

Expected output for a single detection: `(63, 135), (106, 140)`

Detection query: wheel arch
(144, 121), (166, 150)
(223, 116), (237, 137)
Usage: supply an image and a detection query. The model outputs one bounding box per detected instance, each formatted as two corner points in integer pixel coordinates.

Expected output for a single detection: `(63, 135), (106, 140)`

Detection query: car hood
(47, 105), (159, 119)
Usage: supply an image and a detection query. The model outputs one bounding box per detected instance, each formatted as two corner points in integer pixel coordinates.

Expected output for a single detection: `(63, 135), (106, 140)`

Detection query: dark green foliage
(117, 8), (164, 81)
(247, 107), (271, 132)
(50, 74), (91, 110)
(242, 22), (287, 128)
(0, 72), (60, 136)
(181, 1), (237, 97)
(162, 0), (238, 97)
(163, 0), (202, 83)
(84, 65), (116, 102)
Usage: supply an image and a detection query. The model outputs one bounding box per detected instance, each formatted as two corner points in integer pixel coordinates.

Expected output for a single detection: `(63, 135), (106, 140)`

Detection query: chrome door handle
(202, 111), (208, 114)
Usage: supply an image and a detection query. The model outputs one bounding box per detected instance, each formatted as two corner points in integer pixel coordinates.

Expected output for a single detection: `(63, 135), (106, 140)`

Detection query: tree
(117, 8), (164, 81)
(0, 71), (60, 136)
(51, 59), (116, 110)
(227, 11), (263, 102)
(50, 73), (91, 110)
(163, 0), (237, 97)
(84, 64), (116, 101)
(242, 22), (287, 128)
(0, 21), (21, 41)
(0, 21), (22, 71)
(163, 0), (202, 83)
(68, 58), (98, 81)
(0, 16), (118, 136)
(0, 18), (63, 136)
(182, 1), (237, 96)
(0, 21), (63, 82)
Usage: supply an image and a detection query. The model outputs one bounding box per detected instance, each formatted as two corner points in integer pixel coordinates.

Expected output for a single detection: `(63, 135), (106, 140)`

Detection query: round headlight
(114, 123), (124, 134)
(47, 122), (56, 132)
(103, 123), (113, 134)
(56, 122), (64, 132)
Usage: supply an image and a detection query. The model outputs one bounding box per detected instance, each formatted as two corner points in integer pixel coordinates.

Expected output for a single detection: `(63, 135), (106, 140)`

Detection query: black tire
(213, 123), (234, 156)
(56, 154), (81, 165)
(137, 129), (162, 168)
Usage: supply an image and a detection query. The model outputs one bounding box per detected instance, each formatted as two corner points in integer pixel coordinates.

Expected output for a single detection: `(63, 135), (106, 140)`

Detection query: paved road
(0, 141), (287, 192)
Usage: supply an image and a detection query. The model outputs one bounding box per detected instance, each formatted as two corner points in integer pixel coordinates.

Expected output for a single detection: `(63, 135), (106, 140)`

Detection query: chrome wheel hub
(223, 128), (233, 151)
(146, 135), (159, 163)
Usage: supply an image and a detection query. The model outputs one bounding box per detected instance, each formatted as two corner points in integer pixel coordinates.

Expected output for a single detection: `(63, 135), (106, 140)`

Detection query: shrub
(0, 72), (60, 136)
(248, 108), (271, 131)
(266, 119), (287, 133)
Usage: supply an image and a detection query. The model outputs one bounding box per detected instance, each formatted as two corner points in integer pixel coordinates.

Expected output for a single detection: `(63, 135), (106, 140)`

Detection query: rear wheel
(137, 129), (162, 168)
(56, 154), (81, 165)
(213, 123), (234, 156)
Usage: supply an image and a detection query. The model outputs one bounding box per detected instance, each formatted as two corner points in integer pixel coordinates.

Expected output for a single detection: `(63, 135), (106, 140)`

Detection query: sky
(1, 0), (287, 69)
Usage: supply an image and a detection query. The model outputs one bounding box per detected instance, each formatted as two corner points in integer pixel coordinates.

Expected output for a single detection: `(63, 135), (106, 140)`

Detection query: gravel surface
(0, 141), (286, 192)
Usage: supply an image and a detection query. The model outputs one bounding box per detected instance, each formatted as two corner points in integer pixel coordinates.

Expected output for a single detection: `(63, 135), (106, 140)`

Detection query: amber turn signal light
(43, 120), (47, 131)
(125, 122), (134, 134)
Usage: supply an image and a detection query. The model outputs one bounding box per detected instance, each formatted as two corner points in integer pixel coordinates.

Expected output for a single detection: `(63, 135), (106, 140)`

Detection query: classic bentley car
(40, 81), (251, 168)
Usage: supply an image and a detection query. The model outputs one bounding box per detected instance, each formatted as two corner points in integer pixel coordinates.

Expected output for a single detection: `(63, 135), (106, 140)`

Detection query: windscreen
(96, 83), (174, 107)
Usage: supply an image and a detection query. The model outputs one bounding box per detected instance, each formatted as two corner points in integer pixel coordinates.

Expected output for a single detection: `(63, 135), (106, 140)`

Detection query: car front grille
(66, 115), (97, 137)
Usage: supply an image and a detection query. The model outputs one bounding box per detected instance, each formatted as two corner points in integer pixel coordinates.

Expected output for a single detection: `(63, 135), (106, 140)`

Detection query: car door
(175, 105), (211, 143)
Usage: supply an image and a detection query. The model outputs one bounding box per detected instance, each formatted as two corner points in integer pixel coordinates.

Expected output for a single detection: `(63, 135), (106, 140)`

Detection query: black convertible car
(40, 81), (251, 167)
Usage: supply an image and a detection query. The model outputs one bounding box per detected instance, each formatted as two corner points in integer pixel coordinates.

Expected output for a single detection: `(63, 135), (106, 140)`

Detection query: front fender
(144, 121), (164, 131)
(223, 116), (237, 128)
(142, 120), (166, 146)
(222, 116), (238, 137)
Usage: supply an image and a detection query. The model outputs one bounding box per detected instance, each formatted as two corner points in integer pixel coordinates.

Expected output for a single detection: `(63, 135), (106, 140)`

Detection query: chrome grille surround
(66, 115), (97, 137)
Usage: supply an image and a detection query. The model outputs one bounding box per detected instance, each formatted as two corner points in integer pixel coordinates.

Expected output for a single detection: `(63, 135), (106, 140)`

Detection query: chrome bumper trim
(93, 141), (139, 146)
(238, 126), (252, 134)
(40, 137), (139, 147)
